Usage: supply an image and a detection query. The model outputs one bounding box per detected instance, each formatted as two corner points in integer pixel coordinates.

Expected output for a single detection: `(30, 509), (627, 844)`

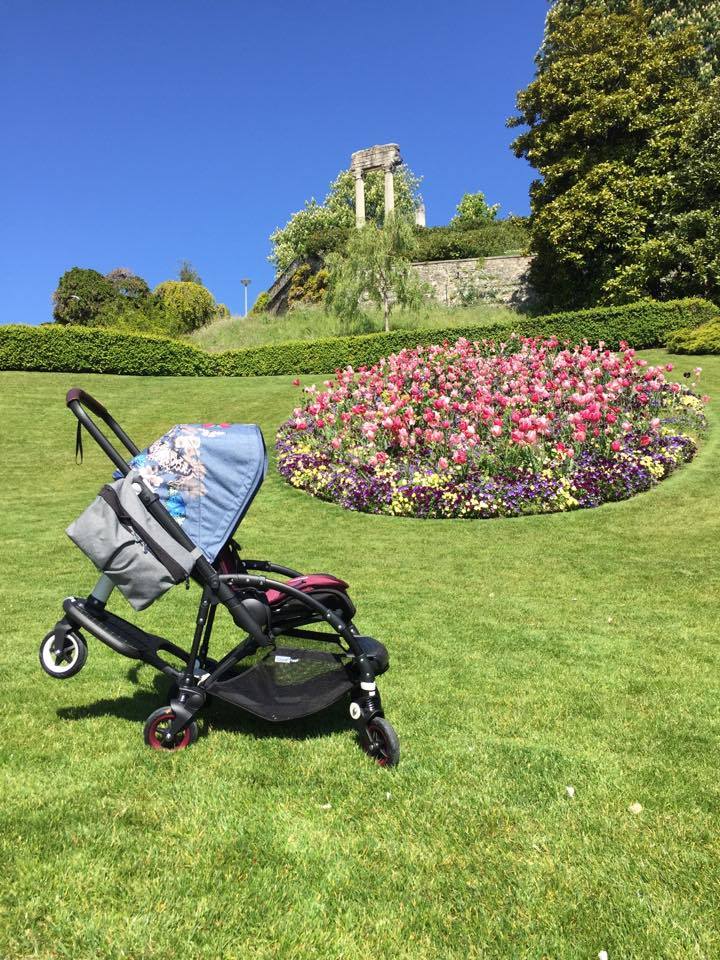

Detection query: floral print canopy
(120, 422), (267, 561)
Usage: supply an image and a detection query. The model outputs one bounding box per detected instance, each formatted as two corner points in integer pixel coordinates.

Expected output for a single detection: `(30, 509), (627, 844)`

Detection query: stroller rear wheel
(362, 717), (400, 767)
(39, 630), (87, 679)
(143, 707), (198, 751)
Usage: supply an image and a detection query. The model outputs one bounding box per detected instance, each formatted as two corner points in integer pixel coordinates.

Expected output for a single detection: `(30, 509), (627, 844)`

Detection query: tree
(450, 192), (500, 229)
(105, 267), (151, 303)
(270, 165), (423, 273)
(545, 0), (720, 79)
(604, 78), (720, 302)
(52, 267), (118, 325)
(325, 215), (428, 333)
(178, 260), (202, 284)
(509, 2), (701, 308)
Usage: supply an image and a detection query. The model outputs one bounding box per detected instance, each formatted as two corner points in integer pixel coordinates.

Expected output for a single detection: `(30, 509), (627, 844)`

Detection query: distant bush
(53, 268), (118, 325)
(0, 325), (213, 376)
(154, 281), (216, 332)
(3, 298), (713, 378)
(667, 318), (720, 354)
(215, 303), (231, 319)
(412, 221), (528, 262)
(250, 291), (270, 315)
(92, 297), (182, 337)
(288, 265), (329, 307)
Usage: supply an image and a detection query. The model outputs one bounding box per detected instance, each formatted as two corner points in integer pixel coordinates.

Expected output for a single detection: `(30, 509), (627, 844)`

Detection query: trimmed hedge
(0, 324), (213, 376)
(666, 318), (720, 354)
(216, 298), (718, 376)
(412, 223), (528, 262)
(1, 298), (716, 378)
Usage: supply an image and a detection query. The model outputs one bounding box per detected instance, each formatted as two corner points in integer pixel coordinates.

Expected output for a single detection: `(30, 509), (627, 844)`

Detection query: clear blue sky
(0, 0), (547, 324)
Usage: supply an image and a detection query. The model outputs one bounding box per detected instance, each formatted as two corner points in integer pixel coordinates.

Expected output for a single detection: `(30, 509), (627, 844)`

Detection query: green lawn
(188, 302), (517, 352)
(1, 354), (719, 959)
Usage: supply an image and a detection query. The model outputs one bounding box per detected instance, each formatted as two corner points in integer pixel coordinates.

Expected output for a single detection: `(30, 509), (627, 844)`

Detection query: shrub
(3, 298), (714, 379)
(412, 221), (528, 262)
(93, 296), (182, 337)
(250, 291), (270, 315)
(276, 339), (707, 519)
(0, 325), (213, 376)
(288, 265), (329, 307)
(218, 298), (717, 376)
(52, 268), (118, 325)
(667, 318), (720, 354)
(154, 281), (216, 332)
(215, 303), (231, 319)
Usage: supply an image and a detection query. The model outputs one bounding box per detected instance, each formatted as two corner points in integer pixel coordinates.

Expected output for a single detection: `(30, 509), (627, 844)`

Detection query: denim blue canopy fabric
(117, 422), (267, 562)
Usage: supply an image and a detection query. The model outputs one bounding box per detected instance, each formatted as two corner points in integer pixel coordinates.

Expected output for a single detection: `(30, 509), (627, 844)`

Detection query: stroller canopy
(120, 422), (267, 562)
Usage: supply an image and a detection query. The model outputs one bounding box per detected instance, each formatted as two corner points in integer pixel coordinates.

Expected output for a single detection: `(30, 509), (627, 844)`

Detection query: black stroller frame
(41, 389), (399, 764)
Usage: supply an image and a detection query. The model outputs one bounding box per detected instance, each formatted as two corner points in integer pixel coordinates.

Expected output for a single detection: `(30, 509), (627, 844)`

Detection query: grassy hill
(188, 302), (517, 352)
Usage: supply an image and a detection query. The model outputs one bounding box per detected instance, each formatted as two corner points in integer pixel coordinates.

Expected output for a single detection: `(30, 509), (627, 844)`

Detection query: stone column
(415, 203), (426, 227)
(354, 167), (366, 228)
(384, 164), (395, 217)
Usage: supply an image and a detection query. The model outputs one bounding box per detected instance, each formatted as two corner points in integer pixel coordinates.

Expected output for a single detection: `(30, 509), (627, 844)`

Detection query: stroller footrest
(63, 598), (190, 667)
(205, 647), (354, 722)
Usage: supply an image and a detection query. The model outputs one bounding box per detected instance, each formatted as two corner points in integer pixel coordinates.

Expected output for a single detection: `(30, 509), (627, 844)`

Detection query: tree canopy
(510, 2), (706, 308)
(545, 0), (720, 79)
(269, 165), (422, 274)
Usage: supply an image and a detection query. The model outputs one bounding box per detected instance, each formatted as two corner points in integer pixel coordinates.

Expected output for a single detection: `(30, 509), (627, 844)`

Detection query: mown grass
(1, 352), (719, 959)
(189, 302), (517, 352)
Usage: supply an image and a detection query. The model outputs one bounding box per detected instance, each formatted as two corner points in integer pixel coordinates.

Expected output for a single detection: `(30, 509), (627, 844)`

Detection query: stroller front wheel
(362, 717), (400, 768)
(39, 630), (87, 679)
(143, 707), (198, 751)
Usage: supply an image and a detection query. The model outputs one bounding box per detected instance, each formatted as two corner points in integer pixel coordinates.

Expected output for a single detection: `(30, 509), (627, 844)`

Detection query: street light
(240, 278), (251, 318)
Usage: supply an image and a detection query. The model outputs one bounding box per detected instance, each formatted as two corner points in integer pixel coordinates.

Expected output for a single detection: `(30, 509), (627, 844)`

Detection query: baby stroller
(40, 389), (399, 765)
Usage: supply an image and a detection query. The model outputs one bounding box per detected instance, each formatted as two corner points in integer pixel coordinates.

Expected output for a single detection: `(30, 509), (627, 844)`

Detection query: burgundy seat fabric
(265, 574), (349, 606)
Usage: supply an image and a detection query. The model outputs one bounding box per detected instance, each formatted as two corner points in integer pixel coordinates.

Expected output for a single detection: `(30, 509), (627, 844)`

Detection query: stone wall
(411, 254), (535, 310)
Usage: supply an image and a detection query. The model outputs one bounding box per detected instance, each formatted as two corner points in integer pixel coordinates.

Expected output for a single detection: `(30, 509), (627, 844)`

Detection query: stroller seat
(264, 574), (348, 605)
(264, 573), (356, 626)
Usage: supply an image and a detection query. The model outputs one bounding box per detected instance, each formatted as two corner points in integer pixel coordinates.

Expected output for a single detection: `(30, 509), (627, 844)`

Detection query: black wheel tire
(39, 630), (88, 679)
(143, 707), (198, 752)
(363, 717), (400, 767)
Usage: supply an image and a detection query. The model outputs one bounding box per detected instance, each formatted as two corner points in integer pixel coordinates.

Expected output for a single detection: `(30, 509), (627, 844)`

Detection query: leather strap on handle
(66, 388), (109, 420)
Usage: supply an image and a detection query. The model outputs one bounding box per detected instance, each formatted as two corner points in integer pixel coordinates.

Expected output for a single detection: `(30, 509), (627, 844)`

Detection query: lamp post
(241, 278), (251, 317)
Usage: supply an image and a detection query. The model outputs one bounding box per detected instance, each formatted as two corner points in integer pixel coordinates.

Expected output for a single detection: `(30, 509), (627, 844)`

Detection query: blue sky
(0, 1), (548, 323)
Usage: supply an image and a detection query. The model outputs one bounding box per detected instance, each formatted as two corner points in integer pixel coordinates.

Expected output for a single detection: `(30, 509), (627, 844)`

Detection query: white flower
(566, 785), (576, 798)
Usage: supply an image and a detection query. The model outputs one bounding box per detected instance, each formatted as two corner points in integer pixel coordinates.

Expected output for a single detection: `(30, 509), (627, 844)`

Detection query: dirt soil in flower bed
(276, 337), (708, 519)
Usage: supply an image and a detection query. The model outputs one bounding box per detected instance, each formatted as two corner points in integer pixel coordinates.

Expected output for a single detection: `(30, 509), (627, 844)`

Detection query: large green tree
(545, 0), (720, 78)
(269, 165), (422, 274)
(510, 2), (702, 308)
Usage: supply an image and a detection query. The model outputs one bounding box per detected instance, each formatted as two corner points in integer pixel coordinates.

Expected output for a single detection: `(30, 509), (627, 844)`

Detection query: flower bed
(276, 337), (708, 519)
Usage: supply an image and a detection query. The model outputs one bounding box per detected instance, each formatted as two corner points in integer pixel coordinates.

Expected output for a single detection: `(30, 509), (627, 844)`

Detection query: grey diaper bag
(66, 470), (202, 610)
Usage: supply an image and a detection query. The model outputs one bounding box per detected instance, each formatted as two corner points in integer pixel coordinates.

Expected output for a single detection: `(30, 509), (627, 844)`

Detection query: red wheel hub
(147, 712), (192, 751)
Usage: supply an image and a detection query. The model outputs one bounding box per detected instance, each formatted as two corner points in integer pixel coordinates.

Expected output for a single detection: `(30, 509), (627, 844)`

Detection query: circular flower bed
(276, 337), (708, 519)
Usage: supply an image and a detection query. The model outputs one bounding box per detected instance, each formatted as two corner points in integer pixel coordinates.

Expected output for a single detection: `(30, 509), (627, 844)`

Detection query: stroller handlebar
(66, 388), (110, 420)
(66, 387), (141, 473)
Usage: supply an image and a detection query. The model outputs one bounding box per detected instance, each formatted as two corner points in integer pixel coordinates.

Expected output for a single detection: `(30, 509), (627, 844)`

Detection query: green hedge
(412, 223), (528, 262)
(1, 298), (716, 378)
(0, 324), (213, 376)
(297, 221), (529, 264)
(216, 298), (718, 376)
(666, 319), (720, 354)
